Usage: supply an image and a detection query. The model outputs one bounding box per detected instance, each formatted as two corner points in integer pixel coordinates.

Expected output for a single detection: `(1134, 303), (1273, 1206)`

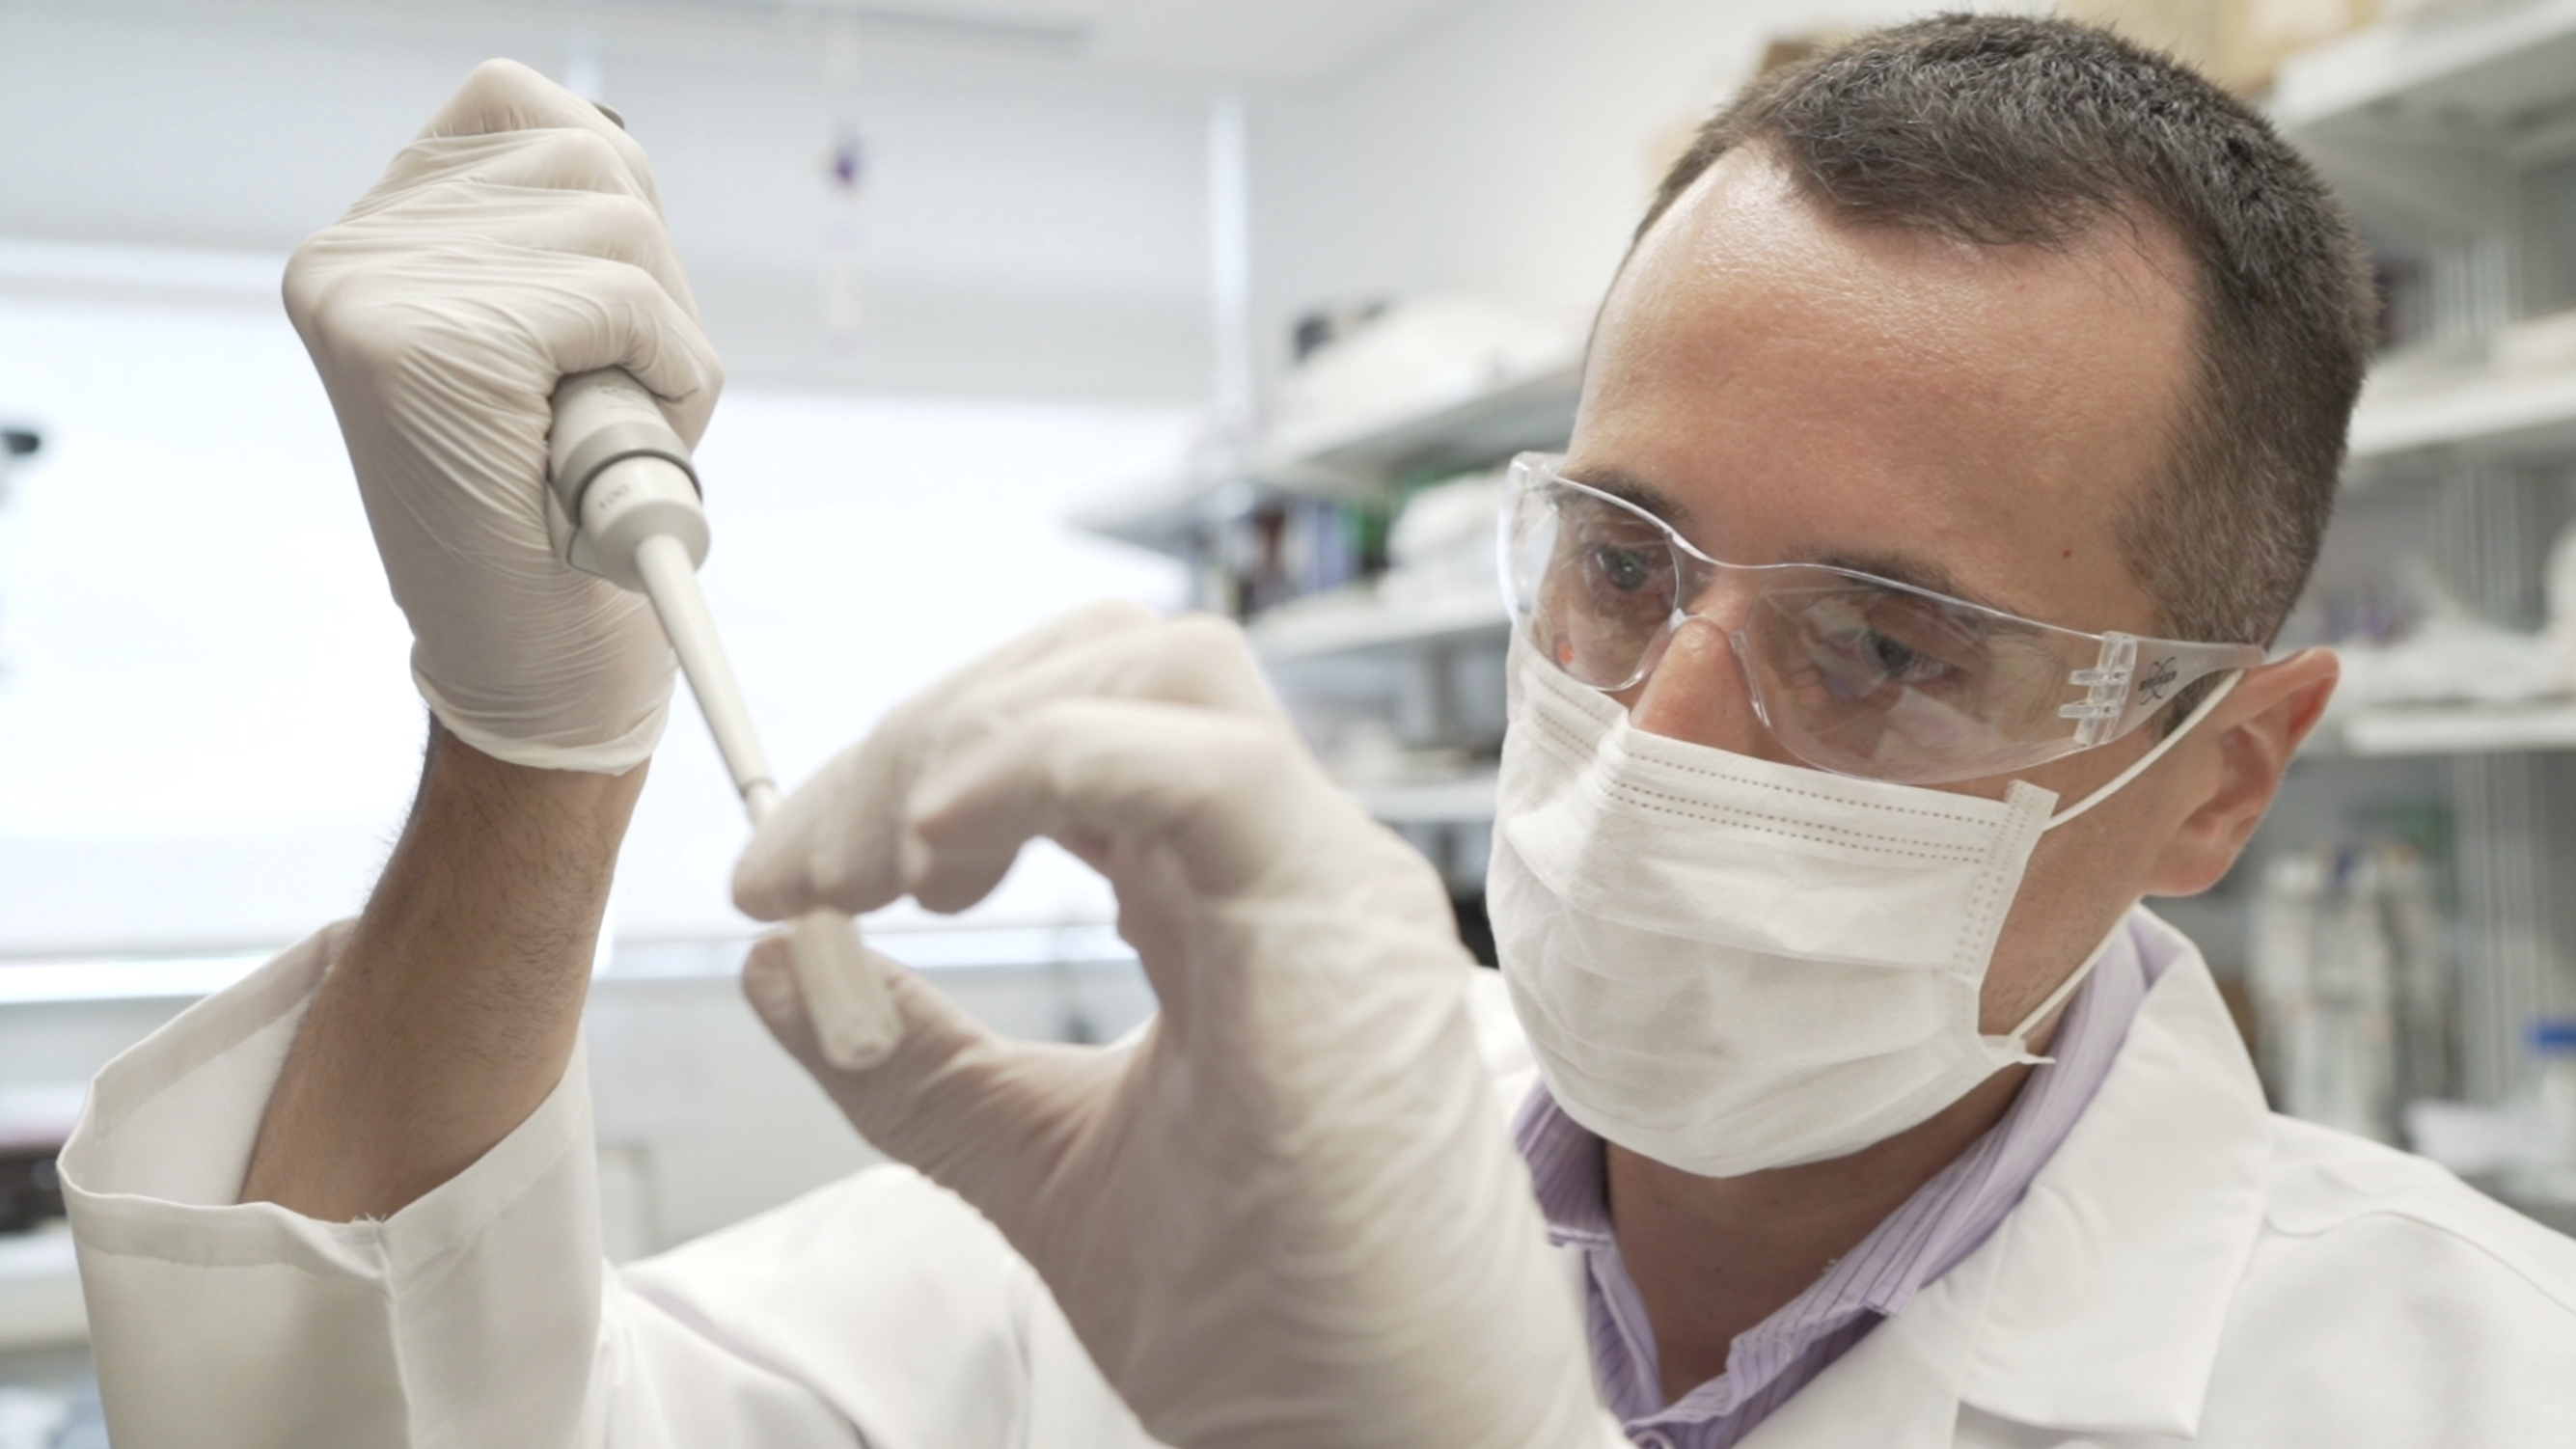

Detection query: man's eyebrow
(1811, 550), (2038, 622)
(1559, 463), (2051, 624)
(1562, 465), (1696, 533)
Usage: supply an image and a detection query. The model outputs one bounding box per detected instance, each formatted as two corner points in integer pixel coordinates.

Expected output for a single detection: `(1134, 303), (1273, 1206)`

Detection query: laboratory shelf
(2271, 0), (2576, 249)
(1247, 588), (1510, 664)
(2319, 700), (2576, 756)
(2345, 362), (2576, 464)
(1071, 350), (1580, 558)
(1251, 349), (1582, 500)
(1065, 468), (1264, 558)
(0, 1226), (83, 1352)
(2271, 0), (2576, 142)
(1355, 771), (1499, 826)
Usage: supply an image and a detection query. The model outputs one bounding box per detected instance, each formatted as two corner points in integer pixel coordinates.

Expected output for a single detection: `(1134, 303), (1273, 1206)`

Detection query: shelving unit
(1075, 352), (1579, 547)
(2349, 363), (2576, 463)
(2324, 700), (2576, 756)
(1250, 350), (1580, 498)
(2270, 0), (2576, 158)
(2273, 0), (2576, 264)
(1247, 587), (1509, 664)
(2268, 2), (2576, 1114)
(1065, 468), (1249, 559)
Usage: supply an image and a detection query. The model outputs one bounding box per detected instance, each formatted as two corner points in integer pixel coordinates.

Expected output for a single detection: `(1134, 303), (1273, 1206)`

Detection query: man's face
(1569, 146), (2210, 1029)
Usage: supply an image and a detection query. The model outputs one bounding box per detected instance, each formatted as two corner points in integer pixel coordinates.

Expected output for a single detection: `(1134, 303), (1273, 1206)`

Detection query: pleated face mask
(1489, 634), (2230, 1177)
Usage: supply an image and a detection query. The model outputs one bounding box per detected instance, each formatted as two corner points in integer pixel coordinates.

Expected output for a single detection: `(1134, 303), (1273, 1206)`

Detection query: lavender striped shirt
(1511, 915), (2162, 1449)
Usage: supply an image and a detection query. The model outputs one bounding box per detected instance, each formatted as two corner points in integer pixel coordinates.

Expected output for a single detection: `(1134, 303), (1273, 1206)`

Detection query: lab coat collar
(1739, 910), (2273, 1448)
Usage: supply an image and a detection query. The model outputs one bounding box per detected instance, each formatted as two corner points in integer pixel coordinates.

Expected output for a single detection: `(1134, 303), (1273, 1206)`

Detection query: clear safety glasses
(1500, 453), (2266, 786)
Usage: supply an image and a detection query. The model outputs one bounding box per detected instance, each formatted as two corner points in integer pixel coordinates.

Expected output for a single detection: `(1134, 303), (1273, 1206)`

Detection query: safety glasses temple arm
(2086, 636), (2269, 741)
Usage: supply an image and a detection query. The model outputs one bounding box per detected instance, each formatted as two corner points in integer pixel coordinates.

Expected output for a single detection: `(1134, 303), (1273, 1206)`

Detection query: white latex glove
(732, 603), (1622, 1449)
(287, 59), (721, 772)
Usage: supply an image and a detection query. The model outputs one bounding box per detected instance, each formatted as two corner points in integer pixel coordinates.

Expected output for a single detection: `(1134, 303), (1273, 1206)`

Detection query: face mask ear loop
(2043, 670), (2244, 831)
(1998, 916), (2130, 1060)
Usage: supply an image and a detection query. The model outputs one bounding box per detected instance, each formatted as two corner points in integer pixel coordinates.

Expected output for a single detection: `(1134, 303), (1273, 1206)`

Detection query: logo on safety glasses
(2136, 656), (2180, 702)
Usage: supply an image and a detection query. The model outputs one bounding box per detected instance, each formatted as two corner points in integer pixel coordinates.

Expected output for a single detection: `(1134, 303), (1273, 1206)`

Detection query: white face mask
(1490, 636), (2233, 1178)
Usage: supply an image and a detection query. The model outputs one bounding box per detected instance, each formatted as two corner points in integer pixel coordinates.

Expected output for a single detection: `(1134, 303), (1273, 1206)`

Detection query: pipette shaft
(633, 533), (778, 814)
(550, 372), (900, 1071)
(639, 534), (892, 1069)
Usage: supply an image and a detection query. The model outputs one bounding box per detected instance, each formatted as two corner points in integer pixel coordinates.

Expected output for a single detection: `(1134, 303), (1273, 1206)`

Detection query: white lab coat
(58, 909), (2576, 1448)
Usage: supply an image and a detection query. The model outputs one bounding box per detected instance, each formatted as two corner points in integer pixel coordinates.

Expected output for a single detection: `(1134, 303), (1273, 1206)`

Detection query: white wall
(0, 0), (1252, 956)
(1243, 0), (2029, 379)
(0, 290), (1190, 957)
(0, 0), (1221, 402)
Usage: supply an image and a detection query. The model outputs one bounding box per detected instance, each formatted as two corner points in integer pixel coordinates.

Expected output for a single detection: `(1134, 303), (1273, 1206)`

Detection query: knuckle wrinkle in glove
(524, 127), (642, 198)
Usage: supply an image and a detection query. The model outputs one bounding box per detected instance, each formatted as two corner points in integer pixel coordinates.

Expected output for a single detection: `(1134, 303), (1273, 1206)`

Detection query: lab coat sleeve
(57, 922), (852, 1449)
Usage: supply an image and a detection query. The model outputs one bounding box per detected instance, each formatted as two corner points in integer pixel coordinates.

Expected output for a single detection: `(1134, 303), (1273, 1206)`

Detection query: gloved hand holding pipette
(287, 65), (720, 774)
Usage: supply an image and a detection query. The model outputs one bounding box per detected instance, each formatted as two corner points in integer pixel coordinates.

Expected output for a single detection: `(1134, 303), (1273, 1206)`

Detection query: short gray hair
(1635, 13), (2377, 650)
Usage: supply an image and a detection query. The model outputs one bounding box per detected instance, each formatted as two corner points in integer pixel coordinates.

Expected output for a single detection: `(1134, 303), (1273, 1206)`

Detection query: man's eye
(1869, 631), (1954, 685)
(1590, 545), (1655, 592)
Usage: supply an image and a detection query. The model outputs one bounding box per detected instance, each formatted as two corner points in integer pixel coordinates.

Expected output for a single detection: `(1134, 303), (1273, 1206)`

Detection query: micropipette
(545, 368), (901, 1071)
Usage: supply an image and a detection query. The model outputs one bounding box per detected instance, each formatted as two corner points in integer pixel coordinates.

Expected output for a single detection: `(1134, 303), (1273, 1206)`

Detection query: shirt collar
(1511, 1076), (1615, 1249)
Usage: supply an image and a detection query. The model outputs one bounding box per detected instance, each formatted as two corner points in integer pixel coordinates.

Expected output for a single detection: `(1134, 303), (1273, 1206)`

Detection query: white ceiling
(1052, 0), (1480, 78)
(290, 0), (1488, 82)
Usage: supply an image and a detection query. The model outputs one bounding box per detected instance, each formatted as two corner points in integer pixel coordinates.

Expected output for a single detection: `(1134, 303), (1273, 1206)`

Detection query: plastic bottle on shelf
(2547, 523), (2576, 688)
(2526, 1019), (2576, 1174)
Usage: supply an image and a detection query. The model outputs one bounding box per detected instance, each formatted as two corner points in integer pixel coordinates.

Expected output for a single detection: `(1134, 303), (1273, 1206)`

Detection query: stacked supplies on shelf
(1378, 467), (1508, 616)
(1268, 297), (1568, 455)
(2325, 556), (2576, 715)
(2249, 842), (2453, 1144)
(1192, 493), (1383, 620)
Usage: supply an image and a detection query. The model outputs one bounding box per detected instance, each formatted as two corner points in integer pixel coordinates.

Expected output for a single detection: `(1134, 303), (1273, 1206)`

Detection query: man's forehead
(1614, 145), (2197, 321)
(1574, 146), (2194, 638)
(1603, 149), (2194, 386)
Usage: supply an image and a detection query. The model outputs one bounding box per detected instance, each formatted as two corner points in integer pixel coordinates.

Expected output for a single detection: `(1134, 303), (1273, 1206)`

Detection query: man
(60, 14), (2576, 1449)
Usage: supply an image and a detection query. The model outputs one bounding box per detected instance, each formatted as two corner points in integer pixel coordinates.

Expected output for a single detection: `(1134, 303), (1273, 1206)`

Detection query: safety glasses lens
(1509, 478), (1676, 689)
(1738, 583), (2069, 782)
(1506, 465), (2098, 783)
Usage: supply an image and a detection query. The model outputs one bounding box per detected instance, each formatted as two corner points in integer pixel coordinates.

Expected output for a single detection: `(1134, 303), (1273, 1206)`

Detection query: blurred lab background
(5, 0), (2576, 1437)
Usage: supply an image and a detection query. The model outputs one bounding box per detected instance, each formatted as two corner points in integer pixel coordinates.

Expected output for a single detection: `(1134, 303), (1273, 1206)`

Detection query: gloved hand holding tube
(732, 608), (1627, 1449)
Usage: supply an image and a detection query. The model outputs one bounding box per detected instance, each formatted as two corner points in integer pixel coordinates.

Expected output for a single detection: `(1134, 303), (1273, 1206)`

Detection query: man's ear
(2142, 647), (2339, 897)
